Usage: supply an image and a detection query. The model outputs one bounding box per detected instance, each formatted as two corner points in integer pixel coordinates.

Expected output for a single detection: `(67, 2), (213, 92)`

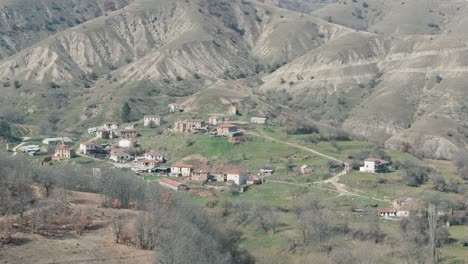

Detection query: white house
(42, 137), (73, 146)
(79, 142), (98, 155)
(359, 158), (389, 173)
(225, 169), (250, 185)
(110, 149), (131, 163)
(378, 208), (397, 218)
(118, 138), (136, 148)
(251, 117), (267, 124)
(144, 115), (161, 127)
(144, 149), (165, 162)
(170, 163), (193, 177)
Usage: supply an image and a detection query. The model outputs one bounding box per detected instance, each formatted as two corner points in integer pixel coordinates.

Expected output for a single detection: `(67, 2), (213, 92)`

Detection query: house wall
(226, 173), (249, 185)
(360, 161), (376, 173)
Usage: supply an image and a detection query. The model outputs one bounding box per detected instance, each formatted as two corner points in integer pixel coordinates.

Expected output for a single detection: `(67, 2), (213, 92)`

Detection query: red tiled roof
(218, 123), (237, 128)
(398, 202), (425, 212)
(160, 178), (183, 187)
(81, 141), (95, 145)
(146, 149), (161, 156)
(111, 148), (129, 156)
(378, 207), (395, 213)
(365, 158), (390, 164)
(225, 169), (248, 175)
(171, 162), (194, 168)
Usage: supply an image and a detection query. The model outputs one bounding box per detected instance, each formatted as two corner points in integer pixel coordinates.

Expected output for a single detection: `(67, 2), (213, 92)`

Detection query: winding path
(248, 130), (386, 202)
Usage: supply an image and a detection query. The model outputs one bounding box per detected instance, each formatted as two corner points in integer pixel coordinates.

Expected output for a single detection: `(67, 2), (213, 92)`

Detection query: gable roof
(160, 178), (184, 187)
(146, 149), (162, 156)
(171, 162), (193, 168)
(218, 123), (237, 128)
(144, 115), (159, 119)
(110, 148), (129, 156)
(365, 158), (390, 164)
(225, 169), (248, 175)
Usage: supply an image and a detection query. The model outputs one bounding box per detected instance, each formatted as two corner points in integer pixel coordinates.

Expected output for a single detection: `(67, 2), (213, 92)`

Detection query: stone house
(227, 104), (237, 116)
(118, 138), (137, 148)
(191, 167), (210, 182)
(174, 120), (206, 133)
(53, 145), (74, 160)
(144, 115), (161, 127)
(137, 159), (160, 167)
(216, 123), (238, 137)
(120, 129), (137, 139)
(96, 129), (114, 139)
(209, 115), (224, 126)
(170, 163), (193, 177)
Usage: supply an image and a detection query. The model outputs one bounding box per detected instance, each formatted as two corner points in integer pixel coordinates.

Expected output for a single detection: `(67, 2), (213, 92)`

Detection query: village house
(174, 121), (189, 133)
(191, 167), (211, 182)
(79, 141), (98, 155)
(251, 117), (268, 124)
(168, 103), (182, 113)
(144, 149), (165, 162)
(159, 178), (189, 191)
(137, 159), (160, 168)
(259, 166), (275, 175)
(360, 158), (390, 173)
(187, 120), (206, 130)
(209, 115), (224, 126)
(225, 169), (250, 185)
(42, 137), (73, 146)
(102, 122), (119, 130)
(118, 138), (137, 148)
(378, 197), (425, 218)
(144, 115), (161, 127)
(170, 163), (193, 177)
(227, 104), (237, 116)
(246, 176), (263, 185)
(109, 148), (132, 163)
(53, 145), (74, 160)
(96, 129), (114, 139)
(174, 120), (206, 133)
(216, 123), (238, 137)
(120, 128), (137, 139)
(378, 208), (397, 218)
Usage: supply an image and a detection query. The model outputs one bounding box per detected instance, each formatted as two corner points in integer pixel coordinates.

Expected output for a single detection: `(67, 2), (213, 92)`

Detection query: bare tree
(428, 203), (438, 264)
(251, 205), (271, 233)
(112, 214), (126, 244)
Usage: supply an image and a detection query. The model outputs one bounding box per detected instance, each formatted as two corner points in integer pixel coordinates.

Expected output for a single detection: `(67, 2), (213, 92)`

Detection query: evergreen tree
(121, 102), (131, 122)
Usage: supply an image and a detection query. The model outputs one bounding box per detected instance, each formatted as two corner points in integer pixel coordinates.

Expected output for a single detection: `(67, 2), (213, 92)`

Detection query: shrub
(48, 82), (61, 89)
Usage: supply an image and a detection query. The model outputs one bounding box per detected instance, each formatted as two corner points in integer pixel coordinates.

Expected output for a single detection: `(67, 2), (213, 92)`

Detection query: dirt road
(248, 131), (386, 202)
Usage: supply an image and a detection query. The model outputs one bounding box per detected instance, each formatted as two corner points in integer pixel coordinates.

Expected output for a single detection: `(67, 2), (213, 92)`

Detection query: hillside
(0, 0), (466, 159)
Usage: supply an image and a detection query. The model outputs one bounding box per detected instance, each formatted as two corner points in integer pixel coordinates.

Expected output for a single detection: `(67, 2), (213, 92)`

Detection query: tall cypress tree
(121, 102), (131, 123)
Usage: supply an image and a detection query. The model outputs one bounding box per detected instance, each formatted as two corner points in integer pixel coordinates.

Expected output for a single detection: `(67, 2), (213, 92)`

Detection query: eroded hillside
(0, 0), (466, 159)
